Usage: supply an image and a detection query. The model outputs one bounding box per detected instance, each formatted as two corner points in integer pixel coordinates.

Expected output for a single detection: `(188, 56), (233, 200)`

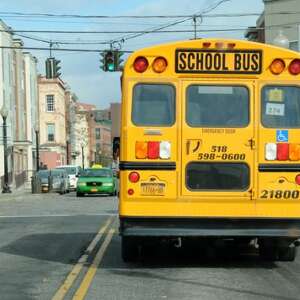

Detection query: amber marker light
(215, 42), (224, 49)
(227, 43), (236, 49)
(202, 42), (211, 48)
(270, 59), (285, 75)
(135, 141), (148, 159)
(152, 57), (168, 73)
(133, 56), (148, 73)
(289, 144), (300, 161)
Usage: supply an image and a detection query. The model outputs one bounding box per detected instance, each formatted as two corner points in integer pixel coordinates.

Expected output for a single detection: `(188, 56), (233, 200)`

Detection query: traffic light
(114, 51), (124, 71)
(105, 50), (115, 72)
(45, 58), (61, 79)
(45, 58), (54, 79)
(100, 50), (124, 72)
(54, 59), (61, 78)
(100, 51), (106, 71)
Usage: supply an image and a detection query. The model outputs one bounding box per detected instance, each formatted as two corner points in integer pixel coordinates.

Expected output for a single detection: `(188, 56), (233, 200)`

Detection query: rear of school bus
(119, 38), (300, 262)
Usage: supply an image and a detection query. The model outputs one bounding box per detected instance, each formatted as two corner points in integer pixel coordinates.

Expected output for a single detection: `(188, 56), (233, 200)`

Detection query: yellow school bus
(119, 38), (300, 262)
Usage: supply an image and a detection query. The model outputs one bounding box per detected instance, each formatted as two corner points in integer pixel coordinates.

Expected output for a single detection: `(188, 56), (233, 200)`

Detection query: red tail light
(289, 59), (300, 75)
(129, 172), (140, 183)
(295, 174), (300, 185)
(148, 141), (159, 159)
(202, 42), (211, 48)
(277, 143), (289, 160)
(128, 188), (134, 195)
(133, 56), (148, 73)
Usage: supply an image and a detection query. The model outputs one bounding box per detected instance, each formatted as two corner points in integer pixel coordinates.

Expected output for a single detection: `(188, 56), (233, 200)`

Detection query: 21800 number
(260, 190), (300, 199)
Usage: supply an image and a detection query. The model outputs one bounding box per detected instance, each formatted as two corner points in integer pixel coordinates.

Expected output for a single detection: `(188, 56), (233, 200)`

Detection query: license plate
(91, 188), (97, 192)
(141, 182), (165, 196)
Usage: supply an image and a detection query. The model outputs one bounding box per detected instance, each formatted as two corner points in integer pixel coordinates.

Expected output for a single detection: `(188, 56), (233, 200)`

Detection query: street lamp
(34, 123), (39, 172)
(66, 137), (70, 165)
(81, 144), (85, 169)
(1, 104), (11, 193)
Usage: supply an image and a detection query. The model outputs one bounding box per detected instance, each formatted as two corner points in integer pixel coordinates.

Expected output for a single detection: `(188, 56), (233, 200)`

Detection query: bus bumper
(119, 217), (300, 238)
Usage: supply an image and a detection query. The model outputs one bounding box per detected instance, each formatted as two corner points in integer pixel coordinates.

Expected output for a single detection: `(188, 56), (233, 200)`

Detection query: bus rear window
(186, 162), (249, 191)
(186, 85), (249, 127)
(261, 85), (300, 128)
(132, 84), (175, 126)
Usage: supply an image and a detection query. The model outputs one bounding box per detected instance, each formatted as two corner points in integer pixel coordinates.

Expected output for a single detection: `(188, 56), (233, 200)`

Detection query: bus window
(132, 83), (175, 126)
(186, 162), (250, 191)
(261, 85), (300, 128)
(186, 85), (249, 127)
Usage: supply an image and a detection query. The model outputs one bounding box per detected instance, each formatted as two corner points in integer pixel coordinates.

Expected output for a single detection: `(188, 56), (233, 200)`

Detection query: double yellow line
(52, 216), (116, 300)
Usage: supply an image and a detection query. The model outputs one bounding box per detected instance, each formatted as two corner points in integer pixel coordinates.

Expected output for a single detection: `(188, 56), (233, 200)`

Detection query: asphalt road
(0, 191), (300, 300)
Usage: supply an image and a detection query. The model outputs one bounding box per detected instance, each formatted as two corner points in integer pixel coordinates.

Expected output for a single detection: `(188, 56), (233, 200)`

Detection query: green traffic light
(107, 63), (114, 72)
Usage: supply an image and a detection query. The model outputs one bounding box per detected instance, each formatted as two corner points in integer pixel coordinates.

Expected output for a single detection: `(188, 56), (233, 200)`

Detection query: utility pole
(193, 15), (197, 40)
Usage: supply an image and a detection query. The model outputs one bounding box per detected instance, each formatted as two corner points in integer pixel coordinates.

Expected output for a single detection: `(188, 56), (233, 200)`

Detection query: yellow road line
(72, 228), (115, 300)
(52, 216), (114, 300)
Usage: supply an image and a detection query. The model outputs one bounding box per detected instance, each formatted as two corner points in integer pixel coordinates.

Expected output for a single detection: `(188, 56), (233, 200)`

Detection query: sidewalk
(0, 185), (33, 201)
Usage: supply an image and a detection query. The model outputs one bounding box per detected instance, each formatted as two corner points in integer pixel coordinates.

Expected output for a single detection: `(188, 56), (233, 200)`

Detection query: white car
(56, 165), (81, 191)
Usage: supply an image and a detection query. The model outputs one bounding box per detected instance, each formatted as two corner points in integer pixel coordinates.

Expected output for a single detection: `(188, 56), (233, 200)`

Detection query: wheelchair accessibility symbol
(276, 130), (288, 142)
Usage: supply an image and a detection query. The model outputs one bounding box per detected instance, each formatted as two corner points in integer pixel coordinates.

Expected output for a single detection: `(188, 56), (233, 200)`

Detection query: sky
(0, 0), (264, 108)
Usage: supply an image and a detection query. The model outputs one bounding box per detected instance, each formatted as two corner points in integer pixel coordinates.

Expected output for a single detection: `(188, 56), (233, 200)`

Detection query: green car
(76, 168), (117, 197)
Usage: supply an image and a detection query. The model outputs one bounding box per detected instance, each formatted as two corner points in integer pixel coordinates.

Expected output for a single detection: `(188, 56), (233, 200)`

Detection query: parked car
(51, 169), (69, 194)
(56, 165), (81, 191)
(36, 170), (51, 193)
(76, 168), (117, 197)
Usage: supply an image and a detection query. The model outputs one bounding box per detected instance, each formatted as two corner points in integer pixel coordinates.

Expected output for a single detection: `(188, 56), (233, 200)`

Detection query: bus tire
(259, 246), (278, 261)
(121, 237), (139, 262)
(278, 246), (297, 262)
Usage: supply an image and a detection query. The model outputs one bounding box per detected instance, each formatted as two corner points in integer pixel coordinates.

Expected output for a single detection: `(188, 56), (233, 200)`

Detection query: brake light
(289, 59), (300, 75)
(148, 141), (160, 159)
(270, 59), (285, 75)
(133, 56), (148, 73)
(277, 143), (289, 160)
(135, 141), (171, 159)
(135, 141), (147, 159)
(289, 144), (300, 161)
(295, 174), (300, 185)
(129, 172), (140, 183)
(152, 57), (168, 73)
(265, 143), (277, 160)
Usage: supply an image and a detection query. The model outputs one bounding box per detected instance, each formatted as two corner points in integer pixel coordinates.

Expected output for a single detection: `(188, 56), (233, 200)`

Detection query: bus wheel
(259, 246), (278, 261)
(121, 237), (139, 262)
(278, 246), (297, 262)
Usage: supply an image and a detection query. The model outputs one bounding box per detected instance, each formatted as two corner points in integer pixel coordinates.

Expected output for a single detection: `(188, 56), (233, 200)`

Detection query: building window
(47, 123), (55, 142)
(289, 41), (298, 51)
(46, 95), (55, 112)
(95, 128), (101, 140)
(96, 143), (101, 151)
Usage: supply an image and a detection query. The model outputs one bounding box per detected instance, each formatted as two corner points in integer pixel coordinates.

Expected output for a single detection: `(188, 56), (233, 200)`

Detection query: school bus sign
(175, 48), (262, 74)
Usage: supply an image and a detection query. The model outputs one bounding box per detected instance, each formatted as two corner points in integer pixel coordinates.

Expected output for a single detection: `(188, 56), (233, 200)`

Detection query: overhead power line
(0, 45), (133, 53)
(0, 11), (300, 18)
(1, 24), (299, 35)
